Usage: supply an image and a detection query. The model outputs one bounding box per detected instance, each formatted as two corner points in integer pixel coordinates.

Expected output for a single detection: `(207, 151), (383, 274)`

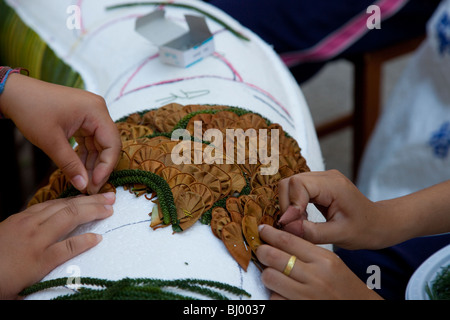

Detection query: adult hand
(256, 225), (382, 300)
(0, 73), (122, 194)
(277, 170), (391, 250)
(0, 192), (115, 300)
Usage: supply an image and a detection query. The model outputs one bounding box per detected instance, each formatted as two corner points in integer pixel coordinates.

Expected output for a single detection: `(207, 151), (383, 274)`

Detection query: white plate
(406, 241), (450, 300)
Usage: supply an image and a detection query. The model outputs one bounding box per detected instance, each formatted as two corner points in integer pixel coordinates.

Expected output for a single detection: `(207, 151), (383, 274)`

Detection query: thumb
(301, 220), (341, 245)
(44, 136), (88, 192)
(281, 219), (340, 245)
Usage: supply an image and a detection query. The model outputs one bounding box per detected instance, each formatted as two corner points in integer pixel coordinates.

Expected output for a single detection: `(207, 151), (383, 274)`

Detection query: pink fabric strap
(280, 0), (409, 67)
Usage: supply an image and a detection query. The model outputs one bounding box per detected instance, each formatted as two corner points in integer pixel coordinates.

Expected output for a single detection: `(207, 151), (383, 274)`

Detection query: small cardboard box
(135, 9), (215, 68)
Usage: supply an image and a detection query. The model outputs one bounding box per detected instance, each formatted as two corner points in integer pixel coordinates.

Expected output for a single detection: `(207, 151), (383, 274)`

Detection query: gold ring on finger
(283, 255), (297, 276)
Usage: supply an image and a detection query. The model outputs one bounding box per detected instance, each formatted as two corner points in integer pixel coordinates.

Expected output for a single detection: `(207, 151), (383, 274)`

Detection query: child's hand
(0, 74), (122, 194)
(277, 170), (389, 250)
(0, 192), (115, 300)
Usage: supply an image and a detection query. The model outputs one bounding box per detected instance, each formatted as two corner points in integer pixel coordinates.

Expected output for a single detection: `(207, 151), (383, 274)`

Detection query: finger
(85, 127), (121, 195)
(281, 219), (305, 238)
(88, 146), (119, 194)
(75, 136), (88, 166)
(256, 244), (304, 282)
(261, 267), (307, 300)
(301, 219), (343, 246)
(278, 205), (306, 230)
(39, 197), (114, 242)
(46, 133), (89, 193)
(278, 177), (290, 214)
(33, 193), (116, 223)
(270, 292), (287, 300)
(258, 225), (318, 262)
(24, 199), (59, 214)
(42, 233), (102, 271)
(283, 218), (339, 245)
(24, 194), (86, 216)
(82, 136), (99, 193)
(82, 135), (99, 173)
(278, 175), (310, 227)
(278, 176), (308, 213)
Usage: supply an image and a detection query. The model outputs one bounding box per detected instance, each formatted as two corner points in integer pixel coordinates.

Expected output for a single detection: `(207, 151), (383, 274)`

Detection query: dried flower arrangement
(28, 103), (310, 272)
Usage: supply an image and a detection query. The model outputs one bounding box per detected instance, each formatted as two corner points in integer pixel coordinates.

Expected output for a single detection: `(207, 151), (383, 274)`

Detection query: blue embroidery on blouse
(429, 121), (450, 158)
(437, 12), (450, 56)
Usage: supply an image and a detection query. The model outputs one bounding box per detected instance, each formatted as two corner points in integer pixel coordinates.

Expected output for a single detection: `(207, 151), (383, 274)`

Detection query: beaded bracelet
(0, 66), (29, 119)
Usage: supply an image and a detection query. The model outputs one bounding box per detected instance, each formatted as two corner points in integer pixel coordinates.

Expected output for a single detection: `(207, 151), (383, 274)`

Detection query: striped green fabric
(0, 0), (84, 88)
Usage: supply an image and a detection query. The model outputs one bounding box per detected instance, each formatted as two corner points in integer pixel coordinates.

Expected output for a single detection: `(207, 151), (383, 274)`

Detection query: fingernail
(258, 224), (266, 232)
(103, 192), (115, 200)
(72, 175), (87, 191)
(104, 204), (113, 213)
(95, 234), (103, 243)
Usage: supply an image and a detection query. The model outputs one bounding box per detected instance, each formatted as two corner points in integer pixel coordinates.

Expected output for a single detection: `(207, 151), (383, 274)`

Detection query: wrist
(0, 67), (29, 119)
(370, 200), (408, 248)
(373, 191), (433, 248)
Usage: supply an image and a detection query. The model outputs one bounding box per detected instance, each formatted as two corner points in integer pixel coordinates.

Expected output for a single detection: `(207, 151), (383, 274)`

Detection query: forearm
(377, 180), (450, 244)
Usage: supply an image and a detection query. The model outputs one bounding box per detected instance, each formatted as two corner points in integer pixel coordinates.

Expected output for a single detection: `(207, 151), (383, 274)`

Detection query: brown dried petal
(278, 165), (295, 179)
(296, 157), (310, 173)
(130, 124), (154, 139)
(137, 159), (166, 175)
(242, 215), (262, 253)
(154, 103), (184, 116)
(219, 164), (247, 194)
(167, 173), (196, 189)
(159, 166), (181, 181)
(156, 140), (182, 153)
(238, 113), (268, 129)
(48, 170), (70, 195)
(171, 184), (191, 200)
(279, 154), (299, 171)
(116, 122), (153, 140)
(214, 110), (240, 121)
(176, 191), (205, 231)
(210, 117), (238, 132)
(260, 215), (275, 227)
(125, 112), (142, 125)
(131, 146), (165, 168)
(262, 203), (279, 217)
(189, 182), (214, 211)
(191, 171), (222, 201)
(197, 164), (232, 200)
(156, 153), (177, 167)
(210, 207), (231, 238)
(228, 210), (243, 225)
(153, 103), (185, 132)
(221, 222), (251, 271)
(251, 170), (282, 189)
(115, 150), (132, 171)
(243, 199), (263, 221)
(141, 110), (156, 128)
(185, 113), (214, 135)
(250, 186), (276, 199)
(176, 163), (202, 175)
(226, 197), (243, 215)
(158, 108), (189, 132)
(145, 136), (171, 146)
